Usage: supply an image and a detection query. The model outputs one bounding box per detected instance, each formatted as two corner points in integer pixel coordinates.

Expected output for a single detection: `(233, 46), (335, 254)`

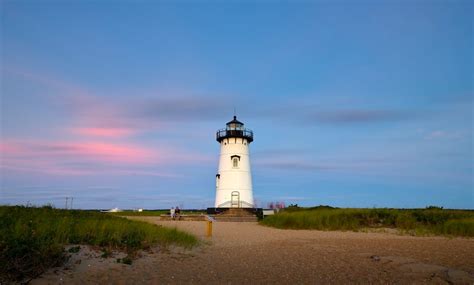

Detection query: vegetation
(0, 205), (198, 283)
(261, 206), (474, 237)
(117, 256), (133, 265)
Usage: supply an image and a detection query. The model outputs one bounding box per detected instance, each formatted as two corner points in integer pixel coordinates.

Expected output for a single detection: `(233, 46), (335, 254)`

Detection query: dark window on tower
(231, 155), (240, 168)
(233, 157), (239, 168)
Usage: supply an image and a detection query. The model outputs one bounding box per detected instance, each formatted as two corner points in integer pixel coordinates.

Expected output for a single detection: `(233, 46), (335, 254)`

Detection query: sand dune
(34, 219), (474, 284)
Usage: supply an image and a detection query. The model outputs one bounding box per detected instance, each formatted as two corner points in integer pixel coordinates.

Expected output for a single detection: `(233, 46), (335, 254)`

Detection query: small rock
(370, 255), (381, 262)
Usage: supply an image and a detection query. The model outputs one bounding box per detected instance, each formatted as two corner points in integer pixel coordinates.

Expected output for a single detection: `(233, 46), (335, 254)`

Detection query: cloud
(129, 96), (231, 122)
(306, 109), (411, 124)
(71, 127), (136, 138)
(0, 142), (20, 153)
(1, 140), (210, 176)
(1, 140), (153, 175)
(4, 66), (418, 131)
(3, 66), (91, 99)
(425, 130), (464, 140)
(245, 104), (417, 126)
(2, 68), (217, 179)
(5, 140), (154, 163)
(255, 161), (336, 171)
(3, 66), (159, 137)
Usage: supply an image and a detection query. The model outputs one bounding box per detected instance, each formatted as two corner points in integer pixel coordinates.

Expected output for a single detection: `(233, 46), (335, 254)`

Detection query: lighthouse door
(231, 191), (240, 208)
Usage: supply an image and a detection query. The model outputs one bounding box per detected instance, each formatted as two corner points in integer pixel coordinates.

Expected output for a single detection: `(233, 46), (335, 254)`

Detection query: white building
(215, 116), (254, 208)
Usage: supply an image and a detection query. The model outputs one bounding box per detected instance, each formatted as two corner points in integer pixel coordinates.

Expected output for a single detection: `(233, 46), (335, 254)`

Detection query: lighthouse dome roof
(216, 115), (253, 143)
(226, 116), (244, 126)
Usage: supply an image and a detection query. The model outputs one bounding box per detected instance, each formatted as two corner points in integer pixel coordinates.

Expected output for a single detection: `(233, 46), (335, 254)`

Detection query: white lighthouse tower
(215, 116), (254, 208)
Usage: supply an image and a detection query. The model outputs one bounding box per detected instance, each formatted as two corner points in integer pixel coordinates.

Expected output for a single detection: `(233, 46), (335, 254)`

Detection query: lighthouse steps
(219, 208), (256, 216)
(208, 207), (260, 222)
(213, 216), (258, 222)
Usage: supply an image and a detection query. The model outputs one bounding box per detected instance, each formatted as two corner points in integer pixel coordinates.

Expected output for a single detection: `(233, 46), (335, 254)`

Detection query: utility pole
(65, 197), (69, 209)
(70, 197), (74, 209)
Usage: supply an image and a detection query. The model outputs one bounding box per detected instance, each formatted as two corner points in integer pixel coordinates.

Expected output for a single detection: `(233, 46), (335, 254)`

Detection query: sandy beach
(34, 218), (474, 284)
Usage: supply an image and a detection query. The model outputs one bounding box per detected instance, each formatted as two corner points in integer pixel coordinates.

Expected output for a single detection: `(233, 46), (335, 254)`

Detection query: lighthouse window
(233, 157), (239, 168)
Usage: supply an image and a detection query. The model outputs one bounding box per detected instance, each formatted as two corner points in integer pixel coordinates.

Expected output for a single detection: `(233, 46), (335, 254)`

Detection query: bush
(0, 206), (198, 283)
(260, 207), (474, 237)
(435, 218), (474, 236)
(117, 256), (133, 265)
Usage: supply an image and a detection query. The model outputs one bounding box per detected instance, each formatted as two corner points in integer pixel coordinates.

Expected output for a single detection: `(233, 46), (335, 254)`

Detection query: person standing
(170, 207), (175, 220)
(175, 206), (181, 220)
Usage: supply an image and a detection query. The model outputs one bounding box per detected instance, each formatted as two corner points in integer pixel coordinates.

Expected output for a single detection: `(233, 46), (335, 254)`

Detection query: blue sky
(1, 1), (472, 209)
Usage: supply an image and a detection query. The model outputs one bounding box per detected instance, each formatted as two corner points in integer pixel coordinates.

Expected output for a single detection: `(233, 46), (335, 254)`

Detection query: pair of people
(170, 206), (181, 220)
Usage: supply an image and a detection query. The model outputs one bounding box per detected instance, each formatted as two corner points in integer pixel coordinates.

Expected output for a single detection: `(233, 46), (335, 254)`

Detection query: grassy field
(260, 206), (474, 237)
(0, 206), (198, 283)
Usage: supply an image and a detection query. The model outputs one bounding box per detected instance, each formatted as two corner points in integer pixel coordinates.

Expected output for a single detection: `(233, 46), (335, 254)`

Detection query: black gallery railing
(216, 128), (254, 142)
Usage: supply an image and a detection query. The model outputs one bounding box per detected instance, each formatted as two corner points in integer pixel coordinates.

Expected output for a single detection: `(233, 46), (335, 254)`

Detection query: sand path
(34, 219), (474, 284)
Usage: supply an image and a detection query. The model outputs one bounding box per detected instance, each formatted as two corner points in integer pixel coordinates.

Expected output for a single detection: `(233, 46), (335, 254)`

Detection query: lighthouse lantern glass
(227, 123), (242, 130)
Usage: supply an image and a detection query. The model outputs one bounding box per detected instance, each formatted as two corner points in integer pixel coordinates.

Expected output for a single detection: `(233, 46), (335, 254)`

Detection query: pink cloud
(1, 140), (211, 176)
(1, 67), (213, 177)
(4, 66), (158, 137)
(0, 142), (21, 154)
(71, 127), (136, 138)
(72, 142), (152, 162)
(2, 140), (154, 163)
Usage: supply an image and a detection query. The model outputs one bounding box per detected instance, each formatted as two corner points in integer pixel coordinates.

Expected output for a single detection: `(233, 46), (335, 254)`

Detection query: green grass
(260, 207), (474, 237)
(0, 205), (198, 283)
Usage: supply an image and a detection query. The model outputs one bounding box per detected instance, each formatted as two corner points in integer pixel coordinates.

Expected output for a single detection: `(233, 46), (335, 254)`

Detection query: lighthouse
(215, 116), (254, 208)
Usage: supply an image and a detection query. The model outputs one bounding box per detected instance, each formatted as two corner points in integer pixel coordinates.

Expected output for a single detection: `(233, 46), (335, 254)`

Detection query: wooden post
(206, 221), (212, 237)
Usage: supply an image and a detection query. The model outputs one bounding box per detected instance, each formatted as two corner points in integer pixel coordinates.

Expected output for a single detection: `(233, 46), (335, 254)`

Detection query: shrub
(0, 206), (198, 283)
(261, 207), (474, 237)
(435, 218), (474, 236)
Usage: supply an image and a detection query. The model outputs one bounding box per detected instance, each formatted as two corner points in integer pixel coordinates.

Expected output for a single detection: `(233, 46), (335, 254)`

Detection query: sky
(1, 1), (472, 209)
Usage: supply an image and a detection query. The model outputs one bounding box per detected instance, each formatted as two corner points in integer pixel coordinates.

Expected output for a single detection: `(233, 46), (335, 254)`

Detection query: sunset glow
(1, 2), (472, 209)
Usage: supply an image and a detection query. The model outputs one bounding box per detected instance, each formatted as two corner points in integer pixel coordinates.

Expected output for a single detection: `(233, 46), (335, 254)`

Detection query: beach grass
(0, 205), (198, 282)
(260, 207), (474, 237)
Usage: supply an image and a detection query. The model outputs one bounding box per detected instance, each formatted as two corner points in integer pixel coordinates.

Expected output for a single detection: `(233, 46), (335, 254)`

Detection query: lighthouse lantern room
(215, 116), (254, 208)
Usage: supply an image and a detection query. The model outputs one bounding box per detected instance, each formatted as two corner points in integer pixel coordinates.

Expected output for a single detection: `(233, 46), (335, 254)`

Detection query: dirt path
(34, 219), (474, 284)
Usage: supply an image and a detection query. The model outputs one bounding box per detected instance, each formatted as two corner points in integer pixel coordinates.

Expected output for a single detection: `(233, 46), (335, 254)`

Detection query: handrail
(216, 128), (253, 142)
(240, 200), (254, 208)
(217, 201), (231, 208)
(216, 128), (253, 136)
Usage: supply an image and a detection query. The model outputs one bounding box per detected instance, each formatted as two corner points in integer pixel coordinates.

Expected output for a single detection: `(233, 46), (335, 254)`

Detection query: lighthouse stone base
(207, 207), (263, 221)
